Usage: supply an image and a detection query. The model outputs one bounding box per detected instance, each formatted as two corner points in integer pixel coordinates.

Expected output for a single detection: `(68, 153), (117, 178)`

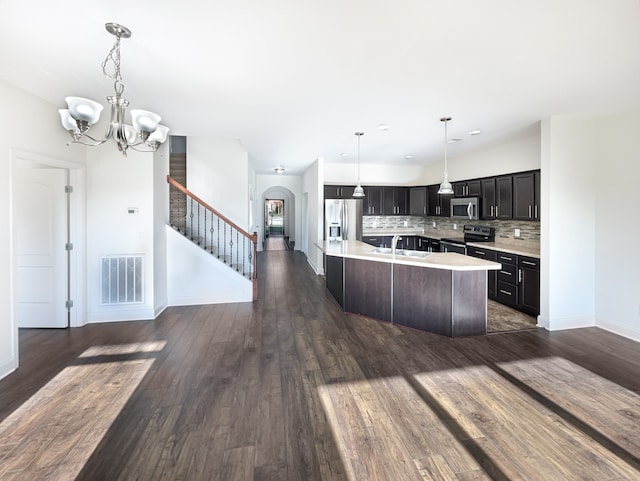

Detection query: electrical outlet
(403, 220), (408, 227)
(432, 221), (436, 228)
(515, 228), (521, 237)
(453, 224), (457, 230)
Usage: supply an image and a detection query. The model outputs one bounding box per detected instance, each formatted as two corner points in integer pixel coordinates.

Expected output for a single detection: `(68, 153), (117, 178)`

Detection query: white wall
(187, 137), (250, 230)
(1, 80), (86, 380)
(302, 159), (324, 274)
(153, 143), (170, 317)
(594, 109), (640, 340)
(540, 117), (597, 331)
(256, 174), (302, 251)
(85, 145), (157, 322)
(166, 226), (252, 305)
(324, 126), (541, 187)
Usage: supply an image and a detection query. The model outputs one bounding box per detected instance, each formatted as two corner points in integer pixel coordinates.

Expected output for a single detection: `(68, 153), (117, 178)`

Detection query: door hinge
(65, 243), (74, 251)
(65, 300), (74, 309)
(65, 185), (73, 194)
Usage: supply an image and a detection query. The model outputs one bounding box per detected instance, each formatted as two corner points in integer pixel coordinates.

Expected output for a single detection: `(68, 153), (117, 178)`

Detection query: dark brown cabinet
(427, 185), (452, 217)
(513, 171), (540, 221)
(383, 187), (408, 215)
(409, 187), (428, 215)
(467, 246), (498, 299)
(518, 256), (540, 315)
(363, 186), (383, 215)
(453, 180), (481, 197)
(481, 175), (510, 220)
(416, 237), (440, 252)
(324, 185), (354, 199)
(362, 235), (390, 248)
(481, 178), (497, 219)
(496, 251), (518, 307)
(496, 175), (513, 219)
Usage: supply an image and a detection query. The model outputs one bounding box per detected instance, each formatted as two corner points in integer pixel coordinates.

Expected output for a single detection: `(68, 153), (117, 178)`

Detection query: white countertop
(322, 240), (501, 271)
(362, 229), (540, 259)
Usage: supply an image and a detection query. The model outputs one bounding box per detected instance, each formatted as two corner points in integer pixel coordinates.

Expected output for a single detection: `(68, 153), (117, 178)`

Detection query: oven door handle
(467, 202), (472, 219)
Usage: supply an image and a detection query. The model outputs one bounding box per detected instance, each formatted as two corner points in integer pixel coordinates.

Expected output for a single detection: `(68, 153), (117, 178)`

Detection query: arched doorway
(261, 186), (296, 252)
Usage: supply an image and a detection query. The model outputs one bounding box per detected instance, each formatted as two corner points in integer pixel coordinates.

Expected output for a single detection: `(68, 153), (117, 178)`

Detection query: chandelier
(58, 23), (169, 155)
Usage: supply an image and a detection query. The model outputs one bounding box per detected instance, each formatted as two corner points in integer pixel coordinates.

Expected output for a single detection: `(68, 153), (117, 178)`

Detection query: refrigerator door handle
(342, 202), (348, 240)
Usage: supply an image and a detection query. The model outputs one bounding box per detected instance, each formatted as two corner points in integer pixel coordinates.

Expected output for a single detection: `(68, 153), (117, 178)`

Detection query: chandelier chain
(101, 35), (125, 98)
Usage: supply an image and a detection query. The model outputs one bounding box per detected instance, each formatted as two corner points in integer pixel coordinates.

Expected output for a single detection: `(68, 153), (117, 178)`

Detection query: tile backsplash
(363, 215), (540, 241)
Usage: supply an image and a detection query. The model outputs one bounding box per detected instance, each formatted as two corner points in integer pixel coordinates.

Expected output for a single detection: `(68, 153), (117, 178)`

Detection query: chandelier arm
(69, 135), (111, 147)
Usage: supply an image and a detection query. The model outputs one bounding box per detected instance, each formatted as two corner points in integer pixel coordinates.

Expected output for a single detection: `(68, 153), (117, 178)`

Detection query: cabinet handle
(535, 205), (538, 219)
(519, 269), (523, 283)
(490, 205), (494, 217)
(529, 205), (532, 218)
(500, 290), (512, 296)
(496, 205), (499, 217)
(500, 256), (513, 261)
(501, 271), (512, 276)
(522, 260), (536, 266)
(475, 250), (485, 255)
(423, 206), (426, 215)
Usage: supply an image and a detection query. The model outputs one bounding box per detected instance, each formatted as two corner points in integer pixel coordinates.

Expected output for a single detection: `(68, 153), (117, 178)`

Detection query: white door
(14, 168), (69, 328)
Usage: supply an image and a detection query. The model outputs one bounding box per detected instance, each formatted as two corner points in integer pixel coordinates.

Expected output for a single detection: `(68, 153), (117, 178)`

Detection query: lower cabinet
(466, 246), (497, 299)
(491, 250), (540, 316)
(362, 236), (391, 248)
(518, 256), (540, 316)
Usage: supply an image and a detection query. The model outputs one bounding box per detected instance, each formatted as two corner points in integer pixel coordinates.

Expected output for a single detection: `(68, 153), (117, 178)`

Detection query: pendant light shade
(437, 116), (454, 195)
(353, 132), (365, 198)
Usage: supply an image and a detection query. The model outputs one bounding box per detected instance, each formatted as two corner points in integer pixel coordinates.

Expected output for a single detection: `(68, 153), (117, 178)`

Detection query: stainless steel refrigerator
(324, 199), (363, 241)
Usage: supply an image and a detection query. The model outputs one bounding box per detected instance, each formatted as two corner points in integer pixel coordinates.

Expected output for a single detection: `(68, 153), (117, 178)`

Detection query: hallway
(1, 250), (639, 480)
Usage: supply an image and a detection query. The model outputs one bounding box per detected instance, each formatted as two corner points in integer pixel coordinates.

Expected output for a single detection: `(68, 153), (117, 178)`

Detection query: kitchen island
(322, 240), (501, 337)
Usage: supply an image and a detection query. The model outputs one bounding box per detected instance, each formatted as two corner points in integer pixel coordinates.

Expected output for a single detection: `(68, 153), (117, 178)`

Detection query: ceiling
(2, 1), (639, 174)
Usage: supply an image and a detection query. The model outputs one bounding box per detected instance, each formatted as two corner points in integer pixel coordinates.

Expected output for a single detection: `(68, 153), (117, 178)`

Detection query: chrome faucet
(391, 234), (402, 256)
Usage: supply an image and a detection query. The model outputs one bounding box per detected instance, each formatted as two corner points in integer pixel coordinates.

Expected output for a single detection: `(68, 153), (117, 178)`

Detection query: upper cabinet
(324, 185), (354, 199)
(495, 175), (513, 219)
(409, 186), (428, 216)
(363, 186), (384, 215)
(453, 180), (481, 197)
(513, 171), (540, 221)
(427, 185), (452, 217)
(383, 187), (408, 215)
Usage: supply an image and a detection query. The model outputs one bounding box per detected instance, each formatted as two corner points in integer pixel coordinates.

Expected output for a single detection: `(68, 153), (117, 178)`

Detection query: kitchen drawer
(498, 263), (517, 283)
(467, 246), (497, 261)
(518, 256), (539, 271)
(497, 280), (518, 306)
(362, 236), (388, 247)
(497, 252), (517, 265)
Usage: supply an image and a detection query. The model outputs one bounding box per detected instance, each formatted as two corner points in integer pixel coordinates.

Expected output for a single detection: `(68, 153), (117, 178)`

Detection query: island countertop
(322, 240), (501, 271)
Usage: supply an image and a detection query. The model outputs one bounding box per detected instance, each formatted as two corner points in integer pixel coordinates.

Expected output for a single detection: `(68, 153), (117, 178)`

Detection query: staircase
(167, 176), (258, 300)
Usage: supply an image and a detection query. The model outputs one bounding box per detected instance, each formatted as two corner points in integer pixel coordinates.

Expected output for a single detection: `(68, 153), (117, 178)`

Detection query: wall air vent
(101, 255), (144, 304)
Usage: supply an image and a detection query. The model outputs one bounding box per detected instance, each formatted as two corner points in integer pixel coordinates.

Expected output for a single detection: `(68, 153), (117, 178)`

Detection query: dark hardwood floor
(1, 250), (640, 480)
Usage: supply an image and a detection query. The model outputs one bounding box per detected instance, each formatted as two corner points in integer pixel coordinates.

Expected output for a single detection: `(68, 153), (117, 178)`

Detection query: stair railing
(167, 175), (258, 301)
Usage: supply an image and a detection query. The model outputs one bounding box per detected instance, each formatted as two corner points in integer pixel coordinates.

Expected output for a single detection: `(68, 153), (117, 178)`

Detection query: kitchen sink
(370, 248), (430, 259)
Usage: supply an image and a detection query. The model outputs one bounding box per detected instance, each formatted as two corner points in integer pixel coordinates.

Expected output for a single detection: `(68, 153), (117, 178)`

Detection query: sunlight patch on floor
(0, 341), (165, 481)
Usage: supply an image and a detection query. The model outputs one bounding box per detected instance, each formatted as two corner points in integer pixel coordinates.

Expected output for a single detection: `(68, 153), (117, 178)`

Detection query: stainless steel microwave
(450, 197), (480, 220)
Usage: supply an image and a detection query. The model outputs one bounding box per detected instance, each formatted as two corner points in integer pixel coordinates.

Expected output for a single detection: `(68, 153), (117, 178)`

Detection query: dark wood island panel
(325, 254), (344, 307)
(344, 257), (392, 322)
(392, 264), (453, 335)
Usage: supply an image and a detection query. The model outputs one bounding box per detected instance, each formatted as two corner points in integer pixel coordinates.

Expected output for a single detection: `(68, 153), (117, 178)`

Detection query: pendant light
(352, 132), (365, 198)
(437, 116), (454, 195)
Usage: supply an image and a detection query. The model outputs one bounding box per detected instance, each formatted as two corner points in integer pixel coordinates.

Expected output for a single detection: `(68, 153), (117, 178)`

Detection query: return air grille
(101, 256), (144, 304)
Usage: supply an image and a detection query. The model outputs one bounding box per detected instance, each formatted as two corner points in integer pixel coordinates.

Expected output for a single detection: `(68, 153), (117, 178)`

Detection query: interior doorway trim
(10, 149), (87, 330)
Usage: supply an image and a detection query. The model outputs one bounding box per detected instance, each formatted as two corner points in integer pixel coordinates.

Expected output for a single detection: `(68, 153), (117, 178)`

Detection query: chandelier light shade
(58, 23), (169, 155)
(353, 132), (365, 198)
(437, 116), (454, 195)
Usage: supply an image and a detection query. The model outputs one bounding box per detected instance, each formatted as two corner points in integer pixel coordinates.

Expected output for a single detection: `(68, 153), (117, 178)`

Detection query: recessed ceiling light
(340, 152), (349, 157)
(448, 138), (464, 143)
(274, 166), (285, 174)
(377, 123), (389, 131)
(469, 129), (482, 135)
(404, 155), (414, 159)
